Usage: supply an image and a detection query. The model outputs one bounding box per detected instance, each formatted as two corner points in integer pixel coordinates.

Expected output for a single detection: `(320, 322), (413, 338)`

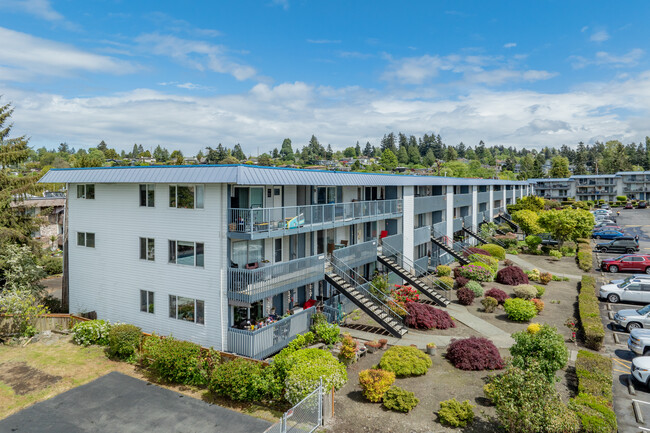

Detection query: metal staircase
(497, 212), (519, 232)
(325, 257), (408, 338)
(462, 226), (489, 245)
(377, 243), (451, 307)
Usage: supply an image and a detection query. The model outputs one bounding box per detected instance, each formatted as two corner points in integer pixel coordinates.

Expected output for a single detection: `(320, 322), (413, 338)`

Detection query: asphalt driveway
(0, 372), (271, 433)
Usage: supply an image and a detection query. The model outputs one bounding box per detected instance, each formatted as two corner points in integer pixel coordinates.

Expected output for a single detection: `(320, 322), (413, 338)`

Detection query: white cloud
(271, 0), (289, 10)
(0, 0), (78, 30)
(382, 54), (454, 84)
(0, 27), (137, 81)
(136, 33), (256, 81)
(503, 42), (517, 48)
(570, 48), (644, 69)
(6, 72), (650, 155)
(581, 26), (589, 33)
(590, 30), (610, 42)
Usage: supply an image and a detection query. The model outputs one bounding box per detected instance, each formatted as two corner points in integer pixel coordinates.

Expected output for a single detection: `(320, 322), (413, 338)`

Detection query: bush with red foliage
(405, 303), (456, 330)
(456, 287), (475, 305)
(453, 267), (462, 279)
(496, 266), (529, 286)
(463, 247), (490, 258)
(445, 337), (505, 371)
(484, 288), (509, 304)
(455, 276), (469, 288)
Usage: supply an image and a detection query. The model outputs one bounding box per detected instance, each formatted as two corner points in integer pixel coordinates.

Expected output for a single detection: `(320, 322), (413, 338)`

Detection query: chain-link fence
(264, 380), (325, 433)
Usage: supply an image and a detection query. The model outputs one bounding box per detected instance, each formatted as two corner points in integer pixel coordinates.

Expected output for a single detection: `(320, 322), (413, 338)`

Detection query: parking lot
(595, 208), (650, 432)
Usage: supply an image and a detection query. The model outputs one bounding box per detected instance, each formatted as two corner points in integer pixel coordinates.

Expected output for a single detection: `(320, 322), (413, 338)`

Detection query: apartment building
(529, 171), (650, 202)
(40, 165), (530, 359)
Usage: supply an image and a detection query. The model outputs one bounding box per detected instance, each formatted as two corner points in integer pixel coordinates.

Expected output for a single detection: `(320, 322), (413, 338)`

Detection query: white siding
(67, 183), (228, 350)
(402, 186), (414, 265)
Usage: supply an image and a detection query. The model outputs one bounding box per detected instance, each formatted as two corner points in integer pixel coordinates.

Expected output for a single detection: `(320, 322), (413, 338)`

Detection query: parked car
(639, 201), (648, 209)
(599, 277), (650, 303)
(592, 229), (625, 240)
(600, 204), (611, 210)
(615, 304), (650, 332)
(595, 237), (639, 254)
(629, 326), (650, 354)
(601, 255), (650, 273)
(610, 274), (650, 285)
(593, 221), (619, 230)
(592, 209), (612, 216)
(626, 202), (635, 209)
(631, 355), (650, 387)
(595, 214), (616, 223)
(593, 224), (622, 232)
(537, 233), (559, 246)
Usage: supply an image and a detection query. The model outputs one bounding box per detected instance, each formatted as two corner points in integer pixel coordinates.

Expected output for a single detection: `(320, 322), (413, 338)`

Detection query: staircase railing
(431, 225), (492, 267)
(471, 224), (506, 248)
(328, 256), (407, 326)
(380, 242), (452, 300)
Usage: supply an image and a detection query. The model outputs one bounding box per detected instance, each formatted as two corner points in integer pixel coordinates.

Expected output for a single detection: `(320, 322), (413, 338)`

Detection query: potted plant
(378, 338), (388, 349)
(364, 340), (380, 353)
(426, 342), (436, 355)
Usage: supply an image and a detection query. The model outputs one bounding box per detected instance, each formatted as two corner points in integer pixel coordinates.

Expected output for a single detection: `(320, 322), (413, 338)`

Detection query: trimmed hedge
(575, 350), (613, 402)
(481, 243), (506, 260)
(569, 393), (617, 433)
(579, 276), (605, 350)
(577, 241), (593, 272)
(107, 324), (142, 360)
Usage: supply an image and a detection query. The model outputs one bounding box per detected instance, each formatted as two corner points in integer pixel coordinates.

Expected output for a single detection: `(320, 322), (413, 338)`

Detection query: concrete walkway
(505, 254), (582, 281)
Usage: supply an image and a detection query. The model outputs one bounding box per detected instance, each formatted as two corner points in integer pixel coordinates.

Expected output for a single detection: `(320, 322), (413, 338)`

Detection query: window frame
(168, 295), (204, 324)
(140, 290), (155, 314)
(76, 184), (95, 200)
(168, 184), (204, 209)
(77, 232), (95, 248)
(168, 240), (204, 267)
(139, 237), (155, 261)
(139, 184), (155, 207)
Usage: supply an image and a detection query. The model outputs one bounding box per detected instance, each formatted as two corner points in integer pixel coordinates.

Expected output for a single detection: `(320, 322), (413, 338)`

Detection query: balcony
(432, 221), (446, 236)
(382, 233), (403, 254)
(228, 199), (402, 239)
(228, 307), (316, 359)
(453, 193), (472, 208)
(453, 218), (463, 232)
(624, 186), (647, 193)
(413, 225), (431, 246)
(228, 255), (325, 303)
(331, 240), (378, 269)
(477, 191), (490, 203)
(414, 195), (446, 214)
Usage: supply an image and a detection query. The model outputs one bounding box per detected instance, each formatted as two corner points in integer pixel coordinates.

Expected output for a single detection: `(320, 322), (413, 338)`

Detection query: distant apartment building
(529, 171), (650, 201)
(11, 192), (65, 248)
(40, 165), (530, 359)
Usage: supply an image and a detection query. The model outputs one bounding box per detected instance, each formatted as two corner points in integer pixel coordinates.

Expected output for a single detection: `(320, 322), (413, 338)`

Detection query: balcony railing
(414, 195), (446, 214)
(453, 218), (463, 232)
(331, 239), (378, 269)
(228, 255), (325, 303)
(228, 307), (316, 359)
(382, 233), (403, 253)
(432, 221), (446, 236)
(228, 199), (403, 235)
(413, 225), (431, 246)
(453, 193), (472, 208)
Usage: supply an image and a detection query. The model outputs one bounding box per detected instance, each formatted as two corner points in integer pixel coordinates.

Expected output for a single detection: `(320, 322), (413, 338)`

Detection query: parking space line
(615, 368), (629, 374)
(638, 426), (650, 432)
(615, 358), (632, 367)
(633, 399), (650, 405)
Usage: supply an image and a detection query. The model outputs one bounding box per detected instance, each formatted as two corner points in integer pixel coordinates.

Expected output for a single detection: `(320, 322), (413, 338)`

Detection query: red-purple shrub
(496, 266), (529, 286)
(484, 288), (509, 304)
(455, 276), (469, 288)
(405, 303), (456, 330)
(456, 287), (475, 306)
(445, 337), (505, 371)
(463, 247), (490, 258)
(453, 267), (462, 279)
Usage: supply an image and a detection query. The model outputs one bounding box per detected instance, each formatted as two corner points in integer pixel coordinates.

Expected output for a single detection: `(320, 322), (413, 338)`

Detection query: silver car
(599, 278), (650, 303)
(610, 274), (650, 285)
(631, 355), (650, 387)
(615, 304), (650, 331)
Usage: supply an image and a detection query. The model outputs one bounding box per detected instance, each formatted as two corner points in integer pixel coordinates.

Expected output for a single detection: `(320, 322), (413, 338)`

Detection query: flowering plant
(455, 264), (494, 282)
(392, 285), (419, 304)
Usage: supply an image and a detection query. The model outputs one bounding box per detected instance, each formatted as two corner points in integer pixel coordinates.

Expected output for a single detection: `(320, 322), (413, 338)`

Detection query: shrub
(141, 335), (218, 386)
(465, 281), (484, 297)
(569, 393), (617, 433)
(504, 298), (537, 322)
(531, 298), (544, 313)
(525, 235), (542, 251)
(526, 268), (541, 282)
(284, 348), (348, 404)
(481, 296), (498, 313)
(358, 369), (395, 402)
(405, 302), (456, 330)
(494, 234), (518, 248)
(209, 359), (271, 402)
(438, 276), (454, 289)
(534, 285), (545, 298)
(312, 321), (340, 345)
(579, 276), (605, 350)
(339, 334), (358, 363)
(455, 264), (494, 282)
(539, 272), (552, 285)
(496, 266), (529, 286)
(481, 243), (506, 260)
(438, 399), (475, 428)
(392, 285), (419, 304)
(107, 324), (142, 361)
(456, 287), (475, 306)
(446, 337), (504, 371)
(576, 351), (613, 402)
(436, 265), (451, 276)
(577, 242), (593, 272)
(549, 250), (562, 260)
(464, 247), (490, 257)
(455, 276), (469, 288)
(382, 386), (419, 413)
(0, 289), (50, 337)
(513, 284), (538, 300)
(485, 288), (508, 304)
(527, 323), (541, 334)
(469, 261), (496, 278)
(510, 325), (568, 382)
(72, 319), (112, 346)
(379, 346), (432, 377)
(40, 256), (63, 275)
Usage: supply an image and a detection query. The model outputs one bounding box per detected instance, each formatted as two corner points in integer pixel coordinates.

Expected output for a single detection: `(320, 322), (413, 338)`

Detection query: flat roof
(39, 165), (528, 187)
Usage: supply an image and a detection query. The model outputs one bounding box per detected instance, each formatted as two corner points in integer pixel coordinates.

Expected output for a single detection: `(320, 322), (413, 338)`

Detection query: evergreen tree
(380, 133), (397, 155)
(355, 141), (361, 157)
(444, 147), (458, 162)
(363, 141), (373, 157)
(279, 139), (294, 161)
(397, 146), (409, 164)
(233, 144), (246, 161)
(549, 156), (571, 178)
(97, 140), (108, 153)
(408, 145), (421, 165)
(380, 149), (398, 171)
(153, 145), (170, 162)
(423, 149), (436, 166)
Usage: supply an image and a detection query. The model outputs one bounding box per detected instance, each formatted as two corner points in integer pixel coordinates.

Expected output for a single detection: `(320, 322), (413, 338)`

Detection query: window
(76, 184), (95, 199)
(139, 184), (155, 207)
(274, 238), (282, 263)
(168, 240), (204, 267)
(77, 232), (95, 248)
(169, 295), (204, 324)
(140, 290), (154, 313)
(231, 240), (263, 267)
(169, 185), (204, 209)
(140, 238), (155, 261)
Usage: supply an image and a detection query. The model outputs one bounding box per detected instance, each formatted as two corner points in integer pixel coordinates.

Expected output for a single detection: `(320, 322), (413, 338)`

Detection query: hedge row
(571, 350), (616, 433)
(579, 276), (605, 350)
(577, 240), (593, 272)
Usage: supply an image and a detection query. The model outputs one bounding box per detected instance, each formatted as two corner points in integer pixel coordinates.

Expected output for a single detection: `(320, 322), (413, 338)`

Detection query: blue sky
(1, 0), (649, 155)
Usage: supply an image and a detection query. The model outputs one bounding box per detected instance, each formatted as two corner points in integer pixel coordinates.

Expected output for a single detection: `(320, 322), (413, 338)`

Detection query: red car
(601, 255), (650, 274)
(625, 202), (634, 209)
